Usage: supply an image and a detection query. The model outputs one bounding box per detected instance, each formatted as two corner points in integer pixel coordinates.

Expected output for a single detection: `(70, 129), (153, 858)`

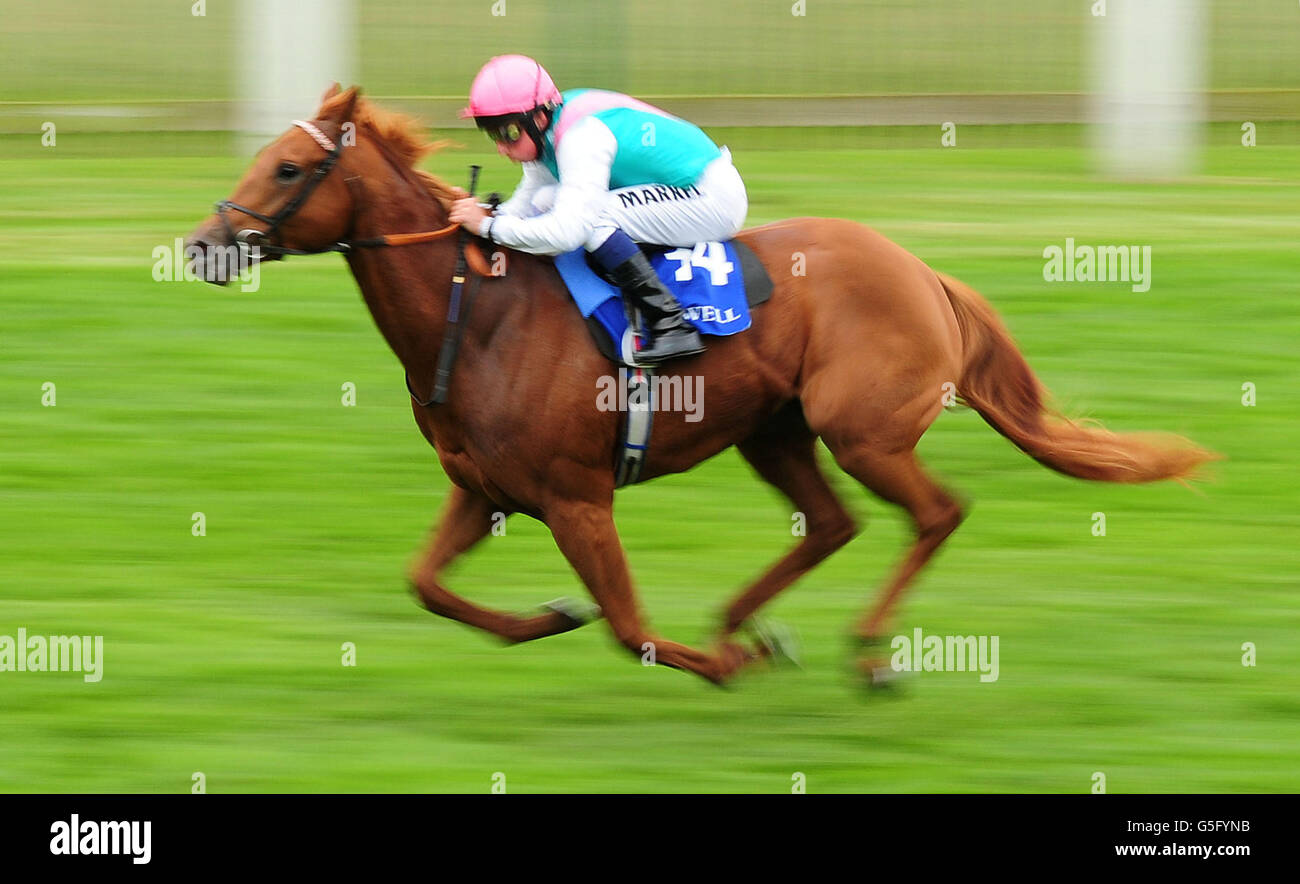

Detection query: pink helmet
(460, 55), (562, 119)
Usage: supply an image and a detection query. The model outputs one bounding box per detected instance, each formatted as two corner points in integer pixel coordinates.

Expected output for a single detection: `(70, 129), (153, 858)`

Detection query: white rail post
(237, 0), (356, 155)
(1091, 0), (1207, 179)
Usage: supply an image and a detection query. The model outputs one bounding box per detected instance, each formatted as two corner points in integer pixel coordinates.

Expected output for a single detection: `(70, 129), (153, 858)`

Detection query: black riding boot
(605, 251), (706, 364)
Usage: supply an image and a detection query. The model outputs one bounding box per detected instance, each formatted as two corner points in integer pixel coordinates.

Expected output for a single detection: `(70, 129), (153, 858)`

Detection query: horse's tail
(936, 272), (1217, 483)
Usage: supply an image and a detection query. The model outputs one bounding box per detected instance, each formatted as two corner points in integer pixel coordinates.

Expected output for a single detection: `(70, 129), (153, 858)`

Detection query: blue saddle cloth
(554, 241), (752, 359)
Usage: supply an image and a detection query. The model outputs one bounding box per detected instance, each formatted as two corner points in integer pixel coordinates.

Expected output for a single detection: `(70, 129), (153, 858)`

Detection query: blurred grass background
(1, 1), (1298, 792)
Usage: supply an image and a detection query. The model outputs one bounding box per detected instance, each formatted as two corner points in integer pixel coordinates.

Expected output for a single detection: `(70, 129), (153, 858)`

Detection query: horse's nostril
(183, 235), (235, 286)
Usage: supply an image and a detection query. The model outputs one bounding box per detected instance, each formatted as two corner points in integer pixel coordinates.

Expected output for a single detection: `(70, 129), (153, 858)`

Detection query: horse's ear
(319, 82), (341, 104)
(318, 85), (360, 126)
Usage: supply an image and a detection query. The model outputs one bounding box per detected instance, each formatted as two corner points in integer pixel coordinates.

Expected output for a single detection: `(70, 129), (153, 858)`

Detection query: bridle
(213, 119), (460, 257)
(210, 118), (484, 408)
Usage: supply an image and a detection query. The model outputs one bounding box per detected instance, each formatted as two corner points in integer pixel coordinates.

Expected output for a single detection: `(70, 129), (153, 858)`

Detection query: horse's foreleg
(720, 418), (858, 638)
(410, 485), (597, 643)
(546, 499), (752, 685)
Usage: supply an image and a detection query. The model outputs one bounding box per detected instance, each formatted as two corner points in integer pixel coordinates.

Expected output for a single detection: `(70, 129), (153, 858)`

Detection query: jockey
(449, 54), (748, 364)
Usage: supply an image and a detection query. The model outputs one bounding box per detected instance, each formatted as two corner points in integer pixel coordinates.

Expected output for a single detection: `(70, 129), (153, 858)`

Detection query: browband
(292, 119), (338, 154)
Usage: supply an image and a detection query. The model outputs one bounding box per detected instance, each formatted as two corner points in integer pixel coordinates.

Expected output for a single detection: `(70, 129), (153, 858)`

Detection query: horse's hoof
(845, 634), (907, 693)
(541, 597), (601, 628)
(749, 618), (803, 669)
(702, 642), (752, 689)
(849, 654), (909, 694)
(865, 662), (905, 691)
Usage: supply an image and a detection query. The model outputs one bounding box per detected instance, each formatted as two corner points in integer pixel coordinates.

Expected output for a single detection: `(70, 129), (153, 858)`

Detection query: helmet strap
(521, 105), (556, 161)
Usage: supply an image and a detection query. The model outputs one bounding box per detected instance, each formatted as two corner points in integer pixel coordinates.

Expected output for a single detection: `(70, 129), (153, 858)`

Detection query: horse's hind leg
(720, 406), (858, 638)
(828, 446), (964, 649)
(546, 499), (752, 685)
(410, 485), (597, 643)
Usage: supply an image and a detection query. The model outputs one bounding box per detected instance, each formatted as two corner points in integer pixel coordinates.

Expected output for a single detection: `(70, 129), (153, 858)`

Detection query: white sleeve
(486, 116), (615, 255)
(494, 161), (554, 218)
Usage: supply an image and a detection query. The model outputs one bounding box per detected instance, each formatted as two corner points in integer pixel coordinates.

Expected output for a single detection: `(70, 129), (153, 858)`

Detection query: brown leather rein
(354, 226), (498, 278)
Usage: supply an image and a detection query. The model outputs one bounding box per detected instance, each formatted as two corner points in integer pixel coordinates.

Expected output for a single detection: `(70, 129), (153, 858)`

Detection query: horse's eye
(276, 162), (302, 184)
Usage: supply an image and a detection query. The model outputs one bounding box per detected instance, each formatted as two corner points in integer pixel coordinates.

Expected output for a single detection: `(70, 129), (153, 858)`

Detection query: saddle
(577, 240), (774, 365)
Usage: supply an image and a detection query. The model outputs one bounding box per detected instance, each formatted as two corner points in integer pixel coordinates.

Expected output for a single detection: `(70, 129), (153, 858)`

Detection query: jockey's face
(495, 111), (549, 163)
(497, 136), (535, 162)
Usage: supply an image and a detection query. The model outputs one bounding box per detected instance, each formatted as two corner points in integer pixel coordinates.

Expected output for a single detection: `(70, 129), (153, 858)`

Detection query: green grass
(1, 127), (1297, 792)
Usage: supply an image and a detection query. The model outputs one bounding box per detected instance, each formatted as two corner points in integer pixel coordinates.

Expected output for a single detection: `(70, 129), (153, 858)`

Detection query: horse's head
(186, 84), (362, 285)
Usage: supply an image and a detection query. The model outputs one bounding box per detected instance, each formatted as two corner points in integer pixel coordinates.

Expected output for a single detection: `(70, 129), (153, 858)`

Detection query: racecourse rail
(3, 90), (1298, 134)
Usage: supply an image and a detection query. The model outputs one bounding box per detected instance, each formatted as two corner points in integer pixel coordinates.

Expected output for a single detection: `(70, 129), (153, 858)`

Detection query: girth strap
(615, 365), (655, 487)
(406, 273), (483, 408)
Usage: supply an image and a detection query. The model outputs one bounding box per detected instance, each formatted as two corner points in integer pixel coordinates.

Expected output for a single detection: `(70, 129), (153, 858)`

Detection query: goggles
(484, 120), (524, 144)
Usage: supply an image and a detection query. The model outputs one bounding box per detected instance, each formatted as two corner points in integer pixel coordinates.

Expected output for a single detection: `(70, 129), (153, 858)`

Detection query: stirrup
(635, 326), (706, 364)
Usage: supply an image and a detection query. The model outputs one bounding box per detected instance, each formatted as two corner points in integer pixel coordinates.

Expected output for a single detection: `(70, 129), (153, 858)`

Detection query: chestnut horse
(186, 86), (1214, 685)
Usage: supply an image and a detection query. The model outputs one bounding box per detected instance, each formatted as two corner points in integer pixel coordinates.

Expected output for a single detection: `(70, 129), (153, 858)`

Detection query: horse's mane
(350, 96), (460, 211)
